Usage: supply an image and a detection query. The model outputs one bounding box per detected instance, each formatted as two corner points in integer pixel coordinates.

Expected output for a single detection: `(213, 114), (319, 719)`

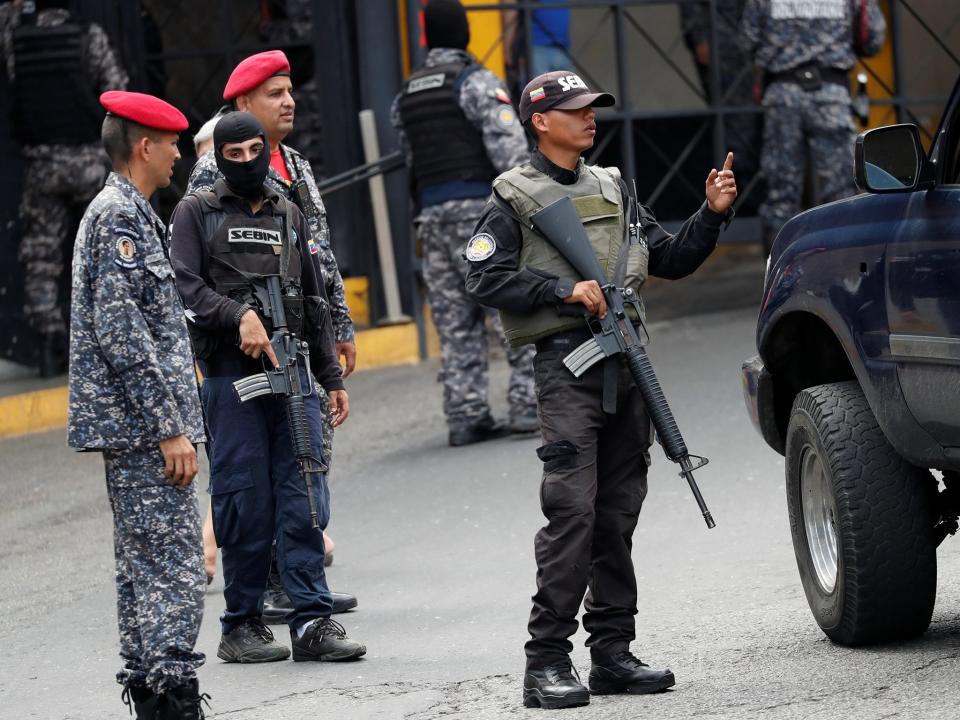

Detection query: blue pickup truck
(742, 77), (960, 646)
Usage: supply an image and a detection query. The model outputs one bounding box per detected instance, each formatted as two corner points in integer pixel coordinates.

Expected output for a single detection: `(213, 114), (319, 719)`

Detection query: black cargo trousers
(526, 339), (652, 668)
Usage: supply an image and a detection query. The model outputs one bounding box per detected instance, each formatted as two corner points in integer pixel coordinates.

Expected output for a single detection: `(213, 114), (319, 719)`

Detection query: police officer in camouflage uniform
(740, 0), (885, 253)
(69, 90), (207, 720)
(187, 50), (357, 623)
(465, 71), (737, 709)
(392, 0), (537, 446)
(0, 0), (127, 376)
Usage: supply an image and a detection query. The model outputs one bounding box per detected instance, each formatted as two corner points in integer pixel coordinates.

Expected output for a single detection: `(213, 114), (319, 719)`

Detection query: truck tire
(785, 381), (937, 645)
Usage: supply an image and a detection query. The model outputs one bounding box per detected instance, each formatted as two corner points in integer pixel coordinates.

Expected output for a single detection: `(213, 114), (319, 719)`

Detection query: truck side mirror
(855, 124), (932, 193)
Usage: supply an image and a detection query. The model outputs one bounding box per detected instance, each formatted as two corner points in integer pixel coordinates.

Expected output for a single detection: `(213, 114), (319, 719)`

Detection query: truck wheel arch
(762, 312), (858, 452)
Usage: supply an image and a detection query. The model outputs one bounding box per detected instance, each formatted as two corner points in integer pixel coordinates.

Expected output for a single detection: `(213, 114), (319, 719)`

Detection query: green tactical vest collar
(494, 160), (649, 348)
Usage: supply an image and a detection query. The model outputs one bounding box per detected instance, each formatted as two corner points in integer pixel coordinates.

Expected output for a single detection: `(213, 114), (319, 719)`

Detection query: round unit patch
(115, 237), (138, 268)
(465, 233), (496, 262)
(496, 107), (517, 129)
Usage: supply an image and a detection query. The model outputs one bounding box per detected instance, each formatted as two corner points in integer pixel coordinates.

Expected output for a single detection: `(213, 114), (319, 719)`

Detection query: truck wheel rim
(800, 444), (839, 593)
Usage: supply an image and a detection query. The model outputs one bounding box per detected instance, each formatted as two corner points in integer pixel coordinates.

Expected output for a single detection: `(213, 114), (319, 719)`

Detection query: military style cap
(518, 71), (615, 124)
(223, 50), (291, 100)
(99, 91), (188, 132)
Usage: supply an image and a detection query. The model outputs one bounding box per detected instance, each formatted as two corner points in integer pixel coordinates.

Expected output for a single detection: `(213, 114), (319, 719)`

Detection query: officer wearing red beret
(187, 49), (359, 623)
(68, 91), (209, 719)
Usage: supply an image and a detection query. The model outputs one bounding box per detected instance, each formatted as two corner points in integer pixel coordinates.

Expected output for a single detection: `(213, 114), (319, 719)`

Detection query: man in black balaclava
(391, 0), (538, 446)
(169, 111), (368, 666)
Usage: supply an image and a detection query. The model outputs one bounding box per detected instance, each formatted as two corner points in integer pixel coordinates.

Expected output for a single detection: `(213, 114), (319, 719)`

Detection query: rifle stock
(530, 197), (716, 529)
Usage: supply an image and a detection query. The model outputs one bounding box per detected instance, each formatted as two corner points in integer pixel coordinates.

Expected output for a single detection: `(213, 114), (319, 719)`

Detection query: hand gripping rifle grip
(623, 344), (716, 529)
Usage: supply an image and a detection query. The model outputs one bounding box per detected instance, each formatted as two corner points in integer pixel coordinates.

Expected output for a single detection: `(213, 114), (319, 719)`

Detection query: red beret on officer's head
(223, 50), (291, 101)
(99, 91), (189, 132)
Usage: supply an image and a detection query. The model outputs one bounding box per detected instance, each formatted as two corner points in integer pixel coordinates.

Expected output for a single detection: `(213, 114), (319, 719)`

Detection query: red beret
(223, 50), (291, 100)
(99, 91), (188, 132)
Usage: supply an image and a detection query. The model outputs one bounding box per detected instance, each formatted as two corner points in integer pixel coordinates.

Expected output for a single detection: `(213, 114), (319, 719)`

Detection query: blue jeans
(202, 367), (332, 633)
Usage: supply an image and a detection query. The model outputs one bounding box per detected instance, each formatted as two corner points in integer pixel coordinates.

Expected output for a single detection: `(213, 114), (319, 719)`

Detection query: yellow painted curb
(0, 386), (68, 439)
(0, 318), (440, 439)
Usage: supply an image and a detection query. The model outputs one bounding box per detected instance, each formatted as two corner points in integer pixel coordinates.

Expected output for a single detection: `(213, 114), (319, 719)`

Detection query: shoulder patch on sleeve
(489, 87), (512, 104)
(496, 107), (517, 130)
(465, 232), (497, 262)
(114, 236), (138, 269)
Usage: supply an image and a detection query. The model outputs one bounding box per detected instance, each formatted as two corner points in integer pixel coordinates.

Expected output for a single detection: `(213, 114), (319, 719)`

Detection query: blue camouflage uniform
(391, 47), (537, 432)
(740, 0), (886, 248)
(0, 3), (128, 338)
(68, 172), (206, 694)
(187, 143), (351, 463)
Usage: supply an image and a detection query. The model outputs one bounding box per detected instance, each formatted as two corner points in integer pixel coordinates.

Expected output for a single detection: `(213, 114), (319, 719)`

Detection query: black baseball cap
(518, 71), (616, 124)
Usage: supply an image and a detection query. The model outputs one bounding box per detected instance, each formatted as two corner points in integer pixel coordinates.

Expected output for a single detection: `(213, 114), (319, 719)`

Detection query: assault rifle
(232, 274), (325, 530)
(530, 196), (716, 529)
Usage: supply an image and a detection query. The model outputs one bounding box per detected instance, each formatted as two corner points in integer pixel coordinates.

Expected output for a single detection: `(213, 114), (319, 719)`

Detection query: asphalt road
(3, 307), (960, 719)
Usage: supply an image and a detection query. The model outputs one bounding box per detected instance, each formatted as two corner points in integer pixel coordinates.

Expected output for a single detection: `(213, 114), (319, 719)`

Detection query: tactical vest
(494, 163), (650, 348)
(192, 191), (305, 358)
(397, 60), (498, 205)
(12, 20), (102, 145)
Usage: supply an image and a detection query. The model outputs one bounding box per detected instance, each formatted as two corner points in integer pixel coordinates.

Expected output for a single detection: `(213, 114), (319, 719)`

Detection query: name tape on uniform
(407, 74), (445, 94)
(770, 0), (845, 20)
(228, 228), (282, 245)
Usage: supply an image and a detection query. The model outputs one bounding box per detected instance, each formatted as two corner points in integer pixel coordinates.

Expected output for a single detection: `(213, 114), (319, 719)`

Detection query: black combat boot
(522, 662), (590, 709)
(217, 618), (290, 663)
(157, 678), (210, 720)
(588, 650), (675, 695)
(449, 414), (512, 447)
(262, 584), (359, 624)
(290, 618), (366, 662)
(120, 683), (159, 719)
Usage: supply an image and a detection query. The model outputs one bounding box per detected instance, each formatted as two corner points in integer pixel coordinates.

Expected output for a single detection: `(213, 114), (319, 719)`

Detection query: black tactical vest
(12, 20), (102, 145)
(192, 191), (306, 358)
(397, 60), (498, 202)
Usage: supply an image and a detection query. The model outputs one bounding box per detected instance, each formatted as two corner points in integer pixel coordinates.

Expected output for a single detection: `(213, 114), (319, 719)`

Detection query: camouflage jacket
(390, 47), (529, 219)
(0, 3), (127, 157)
(68, 173), (205, 451)
(186, 145), (354, 344)
(739, 0), (886, 73)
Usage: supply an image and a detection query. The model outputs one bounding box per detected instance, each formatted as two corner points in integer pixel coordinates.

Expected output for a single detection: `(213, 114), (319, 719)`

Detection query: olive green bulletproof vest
(494, 160), (649, 347)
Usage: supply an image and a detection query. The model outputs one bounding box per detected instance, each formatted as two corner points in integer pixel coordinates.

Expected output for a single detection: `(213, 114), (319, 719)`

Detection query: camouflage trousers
(19, 145), (109, 335)
(418, 199), (536, 430)
(759, 82), (857, 242)
(103, 447), (205, 694)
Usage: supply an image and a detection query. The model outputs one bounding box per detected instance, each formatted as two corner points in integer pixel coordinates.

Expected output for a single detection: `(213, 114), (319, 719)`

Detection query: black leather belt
(765, 64), (848, 92)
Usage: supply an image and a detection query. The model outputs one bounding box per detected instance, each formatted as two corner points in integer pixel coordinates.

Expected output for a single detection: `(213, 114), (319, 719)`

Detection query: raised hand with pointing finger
(706, 151), (737, 215)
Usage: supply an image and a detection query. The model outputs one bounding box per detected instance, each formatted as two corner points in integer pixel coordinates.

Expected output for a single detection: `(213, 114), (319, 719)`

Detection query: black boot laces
(613, 650), (649, 669)
(246, 618), (276, 643)
(307, 617), (347, 644)
(543, 663), (582, 684)
(166, 689), (212, 720)
(120, 684), (134, 716)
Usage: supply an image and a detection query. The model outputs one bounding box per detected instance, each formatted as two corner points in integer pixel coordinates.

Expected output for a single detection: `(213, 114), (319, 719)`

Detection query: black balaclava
(424, 0), (469, 50)
(214, 111), (271, 201)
